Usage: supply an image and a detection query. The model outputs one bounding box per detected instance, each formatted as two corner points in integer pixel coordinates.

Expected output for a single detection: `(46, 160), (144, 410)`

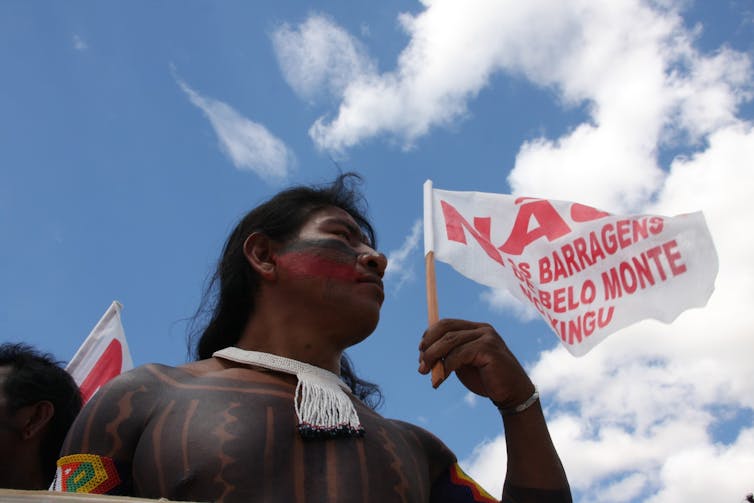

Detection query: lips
(357, 274), (383, 289)
(356, 274), (385, 302)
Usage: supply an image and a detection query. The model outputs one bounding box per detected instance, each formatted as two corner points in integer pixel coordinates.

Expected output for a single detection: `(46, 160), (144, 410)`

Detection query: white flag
(424, 180), (718, 356)
(67, 301), (134, 402)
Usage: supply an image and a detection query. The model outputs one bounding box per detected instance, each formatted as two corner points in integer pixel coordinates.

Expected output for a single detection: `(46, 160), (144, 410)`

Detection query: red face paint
(278, 249), (360, 282)
(278, 239), (361, 280)
(277, 239), (384, 302)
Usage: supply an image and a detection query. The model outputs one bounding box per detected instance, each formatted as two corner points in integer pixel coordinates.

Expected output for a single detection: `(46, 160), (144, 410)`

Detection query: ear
(243, 232), (278, 280)
(19, 401), (54, 441)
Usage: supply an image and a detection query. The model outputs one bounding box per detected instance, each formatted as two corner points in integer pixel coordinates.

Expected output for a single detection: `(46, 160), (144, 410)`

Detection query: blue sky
(2, 1), (753, 501)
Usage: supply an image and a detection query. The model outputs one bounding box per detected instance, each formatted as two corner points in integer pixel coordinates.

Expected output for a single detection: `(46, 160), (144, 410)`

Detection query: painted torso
(62, 362), (454, 503)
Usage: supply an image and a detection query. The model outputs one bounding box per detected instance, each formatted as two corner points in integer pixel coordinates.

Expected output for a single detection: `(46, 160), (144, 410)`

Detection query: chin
(340, 312), (380, 347)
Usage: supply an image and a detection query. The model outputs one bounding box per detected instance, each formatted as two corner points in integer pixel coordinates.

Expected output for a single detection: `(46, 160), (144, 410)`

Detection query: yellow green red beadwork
(55, 453), (121, 494)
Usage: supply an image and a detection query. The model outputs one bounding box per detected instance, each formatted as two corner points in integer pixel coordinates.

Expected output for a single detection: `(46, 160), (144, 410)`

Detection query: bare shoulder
(60, 363), (182, 452)
(95, 357), (282, 389)
(386, 418), (457, 481)
(83, 362), (203, 409)
(81, 363), (174, 413)
(386, 418), (456, 459)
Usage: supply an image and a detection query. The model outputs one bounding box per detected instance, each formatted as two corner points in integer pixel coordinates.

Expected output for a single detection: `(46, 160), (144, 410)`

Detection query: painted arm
(419, 319), (572, 502)
(54, 365), (158, 495)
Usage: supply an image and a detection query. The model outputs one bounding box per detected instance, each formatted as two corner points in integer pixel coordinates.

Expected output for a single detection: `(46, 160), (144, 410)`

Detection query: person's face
(275, 206), (388, 340)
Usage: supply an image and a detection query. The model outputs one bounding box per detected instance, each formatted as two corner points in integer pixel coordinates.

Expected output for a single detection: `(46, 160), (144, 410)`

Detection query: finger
(422, 327), (488, 389)
(442, 337), (533, 403)
(419, 319), (487, 352)
(419, 320), (477, 373)
(422, 327), (486, 368)
(430, 338), (495, 392)
(419, 320), (497, 389)
(442, 339), (492, 376)
(419, 354), (450, 389)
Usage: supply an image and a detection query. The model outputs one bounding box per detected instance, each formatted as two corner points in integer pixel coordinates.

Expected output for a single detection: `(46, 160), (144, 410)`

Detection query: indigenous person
(0, 343), (83, 489)
(57, 174), (571, 502)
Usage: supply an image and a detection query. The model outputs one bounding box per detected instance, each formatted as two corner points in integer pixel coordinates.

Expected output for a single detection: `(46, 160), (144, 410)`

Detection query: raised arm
(419, 319), (571, 502)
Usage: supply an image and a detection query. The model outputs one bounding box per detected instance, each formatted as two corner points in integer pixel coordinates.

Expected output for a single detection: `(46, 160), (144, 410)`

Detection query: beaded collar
(213, 347), (364, 439)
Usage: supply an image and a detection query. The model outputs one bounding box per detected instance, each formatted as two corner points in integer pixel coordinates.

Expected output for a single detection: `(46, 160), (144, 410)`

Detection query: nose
(357, 250), (388, 278)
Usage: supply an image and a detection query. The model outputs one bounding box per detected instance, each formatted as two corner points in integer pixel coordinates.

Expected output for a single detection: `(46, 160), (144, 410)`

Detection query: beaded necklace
(213, 347), (364, 439)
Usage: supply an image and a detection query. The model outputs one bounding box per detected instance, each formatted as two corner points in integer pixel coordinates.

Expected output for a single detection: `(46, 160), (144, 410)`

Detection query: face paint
(277, 238), (361, 282)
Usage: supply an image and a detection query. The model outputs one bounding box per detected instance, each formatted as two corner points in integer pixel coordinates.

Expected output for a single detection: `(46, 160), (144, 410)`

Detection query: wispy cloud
(463, 392), (478, 408)
(72, 34), (88, 51)
(176, 77), (295, 184)
(271, 13), (377, 104)
(384, 219), (422, 292)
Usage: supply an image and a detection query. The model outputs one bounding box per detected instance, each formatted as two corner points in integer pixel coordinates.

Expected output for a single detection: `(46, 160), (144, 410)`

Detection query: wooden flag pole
(425, 250), (445, 387)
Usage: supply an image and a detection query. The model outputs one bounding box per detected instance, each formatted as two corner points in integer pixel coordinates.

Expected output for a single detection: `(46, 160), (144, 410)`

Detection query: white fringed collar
(213, 347), (364, 439)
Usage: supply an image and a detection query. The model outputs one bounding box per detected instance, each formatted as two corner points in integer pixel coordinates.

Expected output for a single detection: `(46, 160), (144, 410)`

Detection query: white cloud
(599, 473), (649, 503)
(460, 435), (508, 496)
(505, 3), (752, 212)
(384, 219), (422, 292)
(276, 2), (710, 158)
(72, 34), (88, 51)
(306, 0), (510, 152)
(480, 288), (539, 322)
(645, 427), (754, 503)
(276, 3), (752, 205)
(271, 14), (377, 104)
(463, 391), (478, 407)
(176, 78), (295, 183)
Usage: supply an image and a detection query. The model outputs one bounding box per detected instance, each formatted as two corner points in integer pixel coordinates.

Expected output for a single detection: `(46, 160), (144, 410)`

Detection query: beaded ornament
(53, 453), (121, 494)
(213, 347), (365, 439)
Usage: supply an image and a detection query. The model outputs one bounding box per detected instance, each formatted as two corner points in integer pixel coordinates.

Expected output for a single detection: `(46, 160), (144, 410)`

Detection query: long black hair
(190, 173), (383, 409)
